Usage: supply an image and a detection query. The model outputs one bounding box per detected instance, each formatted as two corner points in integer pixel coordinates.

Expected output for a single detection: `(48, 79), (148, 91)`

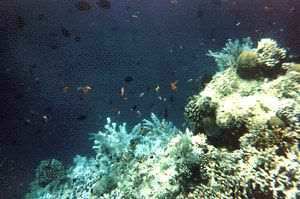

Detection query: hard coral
(236, 50), (260, 78)
(26, 38), (300, 199)
(35, 159), (66, 187)
(256, 38), (286, 69)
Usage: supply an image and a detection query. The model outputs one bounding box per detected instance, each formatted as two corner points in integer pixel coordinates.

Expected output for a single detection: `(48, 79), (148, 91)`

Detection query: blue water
(0, 0), (299, 198)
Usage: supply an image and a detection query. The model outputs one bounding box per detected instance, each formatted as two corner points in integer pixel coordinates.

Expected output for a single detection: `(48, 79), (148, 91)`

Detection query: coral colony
(26, 38), (300, 199)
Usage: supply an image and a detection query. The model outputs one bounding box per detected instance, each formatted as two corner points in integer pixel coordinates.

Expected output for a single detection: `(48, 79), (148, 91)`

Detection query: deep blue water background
(1, 0), (300, 198)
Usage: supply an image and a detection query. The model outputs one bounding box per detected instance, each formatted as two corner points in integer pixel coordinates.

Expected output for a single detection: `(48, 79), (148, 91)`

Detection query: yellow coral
(256, 38), (286, 68)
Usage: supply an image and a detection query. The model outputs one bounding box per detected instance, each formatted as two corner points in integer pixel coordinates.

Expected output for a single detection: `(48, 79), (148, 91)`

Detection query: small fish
(124, 76), (134, 83)
(97, 0), (111, 9)
(42, 115), (49, 124)
(16, 16), (25, 31)
(78, 85), (92, 95)
(136, 110), (141, 118)
(154, 85), (160, 92)
(111, 107), (118, 112)
(77, 114), (87, 121)
(131, 105), (138, 111)
(14, 93), (24, 100)
(50, 45), (59, 50)
(209, 32), (216, 42)
(61, 27), (71, 38)
(212, 0), (222, 6)
(76, 0), (91, 11)
(169, 96), (174, 103)
(63, 85), (71, 93)
(136, 60), (141, 65)
(49, 32), (58, 37)
(197, 6), (204, 18)
(42, 106), (52, 114)
(170, 0), (177, 5)
(120, 86), (125, 97)
(264, 6), (273, 13)
(38, 14), (45, 21)
(170, 80), (178, 92)
(111, 26), (119, 32)
(34, 129), (43, 135)
(24, 119), (32, 126)
(163, 107), (168, 119)
(139, 92), (145, 97)
(74, 36), (81, 42)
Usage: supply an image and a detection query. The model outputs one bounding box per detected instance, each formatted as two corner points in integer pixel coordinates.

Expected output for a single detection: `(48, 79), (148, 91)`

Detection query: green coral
(35, 159), (67, 188)
(207, 37), (254, 71)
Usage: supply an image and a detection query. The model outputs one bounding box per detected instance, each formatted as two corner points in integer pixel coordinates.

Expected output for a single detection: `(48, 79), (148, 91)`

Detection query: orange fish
(63, 85), (72, 93)
(170, 80), (178, 92)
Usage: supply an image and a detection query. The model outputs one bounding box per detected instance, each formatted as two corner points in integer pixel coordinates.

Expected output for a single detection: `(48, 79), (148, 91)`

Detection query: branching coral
(207, 37), (254, 71)
(35, 159), (66, 188)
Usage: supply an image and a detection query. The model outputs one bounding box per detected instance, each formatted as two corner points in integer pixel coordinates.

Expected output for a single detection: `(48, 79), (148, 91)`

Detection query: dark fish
(149, 103), (155, 109)
(77, 114), (87, 121)
(11, 138), (18, 145)
(42, 106), (52, 114)
(34, 129), (43, 135)
(212, 0), (222, 6)
(208, 32), (216, 42)
(200, 73), (212, 88)
(163, 107), (168, 119)
(197, 6), (204, 18)
(38, 14), (45, 21)
(125, 4), (131, 11)
(124, 76), (134, 83)
(97, 0), (111, 9)
(61, 27), (71, 37)
(136, 60), (141, 65)
(30, 64), (37, 69)
(76, 1), (91, 11)
(111, 26), (119, 32)
(50, 45), (59, 50)
(74, 36), (81, 42)
(24, 119), (31, 126)
(49, 32), (58, 37)
(16, 16), (25, 31)
(0, 114), (7, 121)
(169, 96), (174, 103)
(14, 93), (24, 100)
(131, 105), (138, 111)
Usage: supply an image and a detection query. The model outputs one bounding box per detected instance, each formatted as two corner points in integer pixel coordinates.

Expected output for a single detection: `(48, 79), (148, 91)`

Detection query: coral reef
(256, 38), (287, 69)
(184, 37), (300, 197)
(35, 159), (66, 188)
(26, 38), (300, 199)
(207, 37), (254, 71)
